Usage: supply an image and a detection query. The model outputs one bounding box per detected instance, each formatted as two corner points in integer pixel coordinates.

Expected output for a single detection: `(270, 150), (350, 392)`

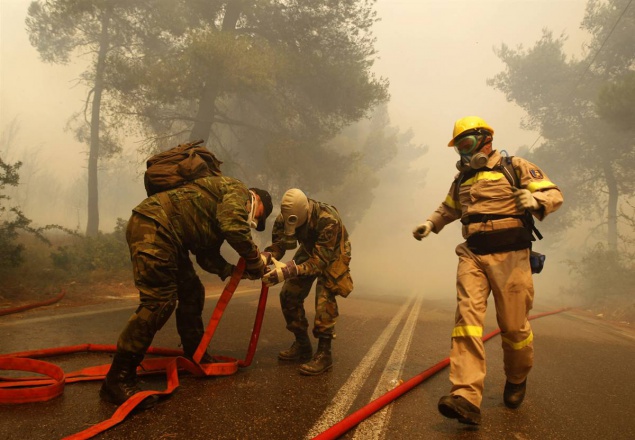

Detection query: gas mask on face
(454, 133), (489, 171)
(280, 188), (309, 250)
(456, 152), (489, 171)
(282, 215), (299, 249)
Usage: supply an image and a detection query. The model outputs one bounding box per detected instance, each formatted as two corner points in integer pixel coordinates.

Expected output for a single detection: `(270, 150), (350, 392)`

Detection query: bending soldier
(100, 177), (272, 409)
(413, 116), (563, 425)
(263, 189), (353, 376)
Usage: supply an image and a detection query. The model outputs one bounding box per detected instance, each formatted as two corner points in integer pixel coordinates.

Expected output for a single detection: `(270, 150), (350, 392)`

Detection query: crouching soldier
(100, 177), (272, 409)
(263, 189), (353, 376)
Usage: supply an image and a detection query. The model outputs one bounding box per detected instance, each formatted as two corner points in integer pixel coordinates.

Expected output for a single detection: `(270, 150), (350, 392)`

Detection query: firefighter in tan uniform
(413, 116), (563, 425)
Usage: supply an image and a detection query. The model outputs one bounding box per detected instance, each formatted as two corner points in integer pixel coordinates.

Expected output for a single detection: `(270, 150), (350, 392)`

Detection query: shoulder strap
(499, 156), (543, 241)
(499, 156), (519, 188)
(452, 168), (478, 208)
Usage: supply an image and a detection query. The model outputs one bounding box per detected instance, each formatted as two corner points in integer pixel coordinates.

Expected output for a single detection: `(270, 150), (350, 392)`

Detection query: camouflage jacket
(132, 175), (260, 273)
(265, 199), (351, 279)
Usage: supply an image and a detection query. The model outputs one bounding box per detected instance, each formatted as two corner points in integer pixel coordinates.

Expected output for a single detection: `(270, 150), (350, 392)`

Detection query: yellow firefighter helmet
(448, 116), (495, 146)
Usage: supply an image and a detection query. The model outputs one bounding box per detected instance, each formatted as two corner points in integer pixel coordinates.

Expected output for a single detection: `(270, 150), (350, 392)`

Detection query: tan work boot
(504, 379), (527, 409)
(438, 395), (481, 425)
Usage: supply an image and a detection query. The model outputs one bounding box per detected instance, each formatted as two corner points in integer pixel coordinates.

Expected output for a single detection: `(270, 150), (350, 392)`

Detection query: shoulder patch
(530, 169), (544, 179)
(322, 225), (335, 242)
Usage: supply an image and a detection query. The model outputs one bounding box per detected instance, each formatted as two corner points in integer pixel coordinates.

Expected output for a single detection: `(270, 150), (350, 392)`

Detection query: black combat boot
(278, 332), (313, 361)
(183, 350), (216, 364)
(99, 352), (158, 410)
(504, 379), (527, 409)
(182, 340), (216, 364)
(299, 338), (332, 376)
(438, 395), (481, 425)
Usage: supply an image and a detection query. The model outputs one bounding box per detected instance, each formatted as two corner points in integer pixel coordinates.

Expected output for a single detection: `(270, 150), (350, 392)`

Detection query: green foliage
(26, 0), (399, 230)
(596, 71), (635, 131)
(50, 218), (129, 273)
(101, 0), (390, 226)
(26, 0), (141, 235)
(488, 0), (635, 251)
(0, 156), (53, 269)
(1, 156), (77, 273)
(564, 243), (635, 300)
(318, 104), (427, 230)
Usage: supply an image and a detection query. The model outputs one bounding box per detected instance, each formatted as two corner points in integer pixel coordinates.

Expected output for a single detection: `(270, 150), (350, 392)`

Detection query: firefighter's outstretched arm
(413, 221), (434, 241)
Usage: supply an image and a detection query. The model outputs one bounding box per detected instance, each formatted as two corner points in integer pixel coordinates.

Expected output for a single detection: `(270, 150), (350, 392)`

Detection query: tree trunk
(85, 11), (110, 236)
(602, 159), (618, 252)
(189, 1), (242, 141)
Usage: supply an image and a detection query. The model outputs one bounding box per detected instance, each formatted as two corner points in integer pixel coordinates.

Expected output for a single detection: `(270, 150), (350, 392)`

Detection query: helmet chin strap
(247, 191), (258, 229)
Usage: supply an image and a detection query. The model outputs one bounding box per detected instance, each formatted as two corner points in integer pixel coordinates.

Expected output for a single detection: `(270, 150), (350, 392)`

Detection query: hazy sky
(0, 0), (591, 296)
(354, 0), (590, 296)
(1, 0), (589, 180)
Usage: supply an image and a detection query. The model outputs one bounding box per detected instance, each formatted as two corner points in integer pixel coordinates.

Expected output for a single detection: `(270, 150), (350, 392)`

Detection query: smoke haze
(1, 0), (592, 299)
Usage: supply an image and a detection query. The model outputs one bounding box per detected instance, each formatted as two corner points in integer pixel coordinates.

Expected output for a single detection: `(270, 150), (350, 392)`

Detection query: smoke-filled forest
(1, 0), (634, 322)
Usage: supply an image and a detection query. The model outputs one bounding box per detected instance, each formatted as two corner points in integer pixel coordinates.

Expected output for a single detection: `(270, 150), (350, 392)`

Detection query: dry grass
(0, 231), (227, 310)
(0, 232), (130, 307)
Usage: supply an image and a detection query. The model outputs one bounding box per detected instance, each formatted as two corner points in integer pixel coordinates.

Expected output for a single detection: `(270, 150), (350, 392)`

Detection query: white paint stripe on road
(0, 288), (262, 327)
(352, 294), (423, 440)
(305, 296), (415, 439)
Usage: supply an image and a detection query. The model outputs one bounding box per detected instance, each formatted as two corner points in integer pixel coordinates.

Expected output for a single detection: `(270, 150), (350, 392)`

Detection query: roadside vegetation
(1, 0), (633, 322)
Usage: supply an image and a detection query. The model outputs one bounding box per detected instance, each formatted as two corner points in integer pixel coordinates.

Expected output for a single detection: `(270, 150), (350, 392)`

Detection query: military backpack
(144, 140), (223, 196)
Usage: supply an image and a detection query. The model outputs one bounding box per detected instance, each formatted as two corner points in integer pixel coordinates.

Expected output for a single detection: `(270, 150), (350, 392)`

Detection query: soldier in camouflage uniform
(263, 189), (353, 376)
(100, 176), (273, 408)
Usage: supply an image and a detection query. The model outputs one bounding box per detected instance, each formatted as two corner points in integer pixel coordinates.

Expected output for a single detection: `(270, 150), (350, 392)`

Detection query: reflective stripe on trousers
(449, 242), (535, 407)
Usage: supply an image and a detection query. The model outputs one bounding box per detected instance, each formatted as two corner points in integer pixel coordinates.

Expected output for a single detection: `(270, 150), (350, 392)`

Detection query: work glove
(262, 259), (299, 287)
(412, 220), (434, 241)
(244, 255), (266, 280)
(513, 189), (540, 211)
(261, 251), (273, 267)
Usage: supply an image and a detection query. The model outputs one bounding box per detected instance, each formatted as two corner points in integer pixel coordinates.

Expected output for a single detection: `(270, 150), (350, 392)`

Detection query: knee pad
(136, 300), (177, 332)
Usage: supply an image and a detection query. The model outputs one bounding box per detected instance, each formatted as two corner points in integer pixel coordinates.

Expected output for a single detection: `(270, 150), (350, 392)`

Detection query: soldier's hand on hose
(513, 189), (540, 211)
(260, 251), (273, 267)
(219, 263), (235, 281)
(412, 221), (434, 241)
(262, 260), (299, 287)
(244, 255), (266, 280)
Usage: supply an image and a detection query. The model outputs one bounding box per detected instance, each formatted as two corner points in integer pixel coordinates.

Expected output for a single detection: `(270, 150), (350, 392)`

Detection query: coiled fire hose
(311, 307), (570, 440)
(0, 258), (269, 440)
(0, 272), (569, 439)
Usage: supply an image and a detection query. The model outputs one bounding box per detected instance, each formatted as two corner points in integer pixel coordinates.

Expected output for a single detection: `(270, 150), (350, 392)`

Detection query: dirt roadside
(2, 279), (632, 336)
(0, 275), (228, 310)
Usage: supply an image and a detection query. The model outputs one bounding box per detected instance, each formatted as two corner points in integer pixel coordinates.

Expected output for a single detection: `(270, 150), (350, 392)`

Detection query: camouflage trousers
(116, 212), (208, 357)
(280, 275), (339, 339)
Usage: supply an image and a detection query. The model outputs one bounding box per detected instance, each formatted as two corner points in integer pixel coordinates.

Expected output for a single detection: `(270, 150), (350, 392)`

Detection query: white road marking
(352, 294), (423, 440)
(305, 296), (415, 439)
(0, 287), (262, 327)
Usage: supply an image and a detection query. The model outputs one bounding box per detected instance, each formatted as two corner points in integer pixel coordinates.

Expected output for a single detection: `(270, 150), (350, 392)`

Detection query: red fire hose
(0, 258), (269, 440)
(0, 289), (66, 316)
(311, 307), (570, 440)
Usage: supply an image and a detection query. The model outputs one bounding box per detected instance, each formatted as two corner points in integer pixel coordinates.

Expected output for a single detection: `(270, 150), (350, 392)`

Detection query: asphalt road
(1, 282), (634, 440)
